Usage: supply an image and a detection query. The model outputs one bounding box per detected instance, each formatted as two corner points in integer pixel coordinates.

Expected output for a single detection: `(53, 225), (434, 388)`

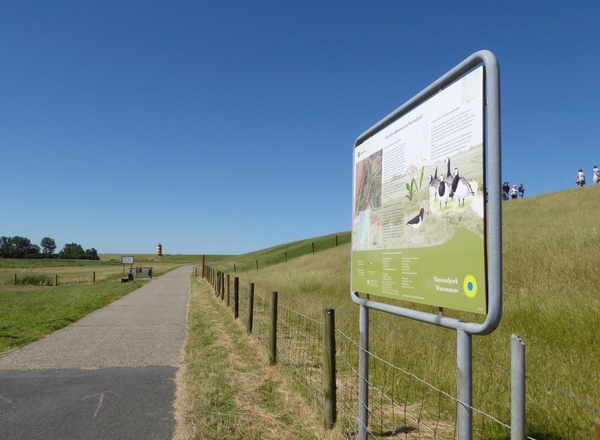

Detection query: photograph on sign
(352, 66), (486, 314)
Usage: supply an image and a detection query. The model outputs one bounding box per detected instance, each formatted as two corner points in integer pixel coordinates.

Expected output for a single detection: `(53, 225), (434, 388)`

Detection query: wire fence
(226, 233), (351, 273)
(203, 267), (599, 439)
(0, 271), (100, 286)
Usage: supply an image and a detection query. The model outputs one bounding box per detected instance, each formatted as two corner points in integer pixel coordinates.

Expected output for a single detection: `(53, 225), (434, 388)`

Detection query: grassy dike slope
(200, 186), (600, 438)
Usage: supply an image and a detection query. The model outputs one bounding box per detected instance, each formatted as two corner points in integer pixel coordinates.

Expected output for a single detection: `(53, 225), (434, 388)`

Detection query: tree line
(0, 236), (99, 260)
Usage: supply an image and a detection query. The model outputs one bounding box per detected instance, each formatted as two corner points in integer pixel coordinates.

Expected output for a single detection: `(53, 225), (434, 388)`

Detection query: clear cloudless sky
(1, 1), (599, 254)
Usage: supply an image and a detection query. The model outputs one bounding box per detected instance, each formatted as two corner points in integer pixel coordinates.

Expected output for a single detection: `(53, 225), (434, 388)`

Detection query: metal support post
(511, 334), (526, 440)
(358, 304), (369, 440)
(457, 328), (472, 440)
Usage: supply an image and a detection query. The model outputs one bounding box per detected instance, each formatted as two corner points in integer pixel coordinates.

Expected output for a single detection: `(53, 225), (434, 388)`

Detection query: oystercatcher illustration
(407, 208), (427, 234)
(452, 168), (474, 206)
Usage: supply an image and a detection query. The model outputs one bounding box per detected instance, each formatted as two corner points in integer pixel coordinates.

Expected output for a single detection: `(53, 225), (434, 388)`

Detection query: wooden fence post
(225, 274), (230, 307)
(269, 291), (278, 365)
(202, 254), (205, 278)
(595, 418), (600, 440)
(247, 283), (254, 334)
(234, 277), (239, 319)
(323, 307), (337, 429)
(56, 274), (58, 286)
(312, 242), (315, 254)
(255, 260), (258, 270)
(14, 273), (17, 285)
(220, 272), (225, 300)
(93, 272), (96, 284)
(336, 235), (338, 246)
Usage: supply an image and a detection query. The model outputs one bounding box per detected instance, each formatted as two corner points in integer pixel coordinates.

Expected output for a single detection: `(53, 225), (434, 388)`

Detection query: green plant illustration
(405, 179), (418, 201)
(405, 166), (425, 202)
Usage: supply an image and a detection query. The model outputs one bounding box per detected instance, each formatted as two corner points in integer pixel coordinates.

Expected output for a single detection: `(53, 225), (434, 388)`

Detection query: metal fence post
(247, 282), (254, 334)
(234, 277), (239, 319)
(269, 291), (278, 365)
(358, 304), (369, 440)
(511, 334), (526, 440)
(323, 308), (337, 429)
(457, 328), (473, 440)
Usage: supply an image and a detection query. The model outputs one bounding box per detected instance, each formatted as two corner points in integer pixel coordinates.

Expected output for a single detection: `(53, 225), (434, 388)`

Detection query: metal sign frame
(351, 50), (501, 336)
(351, 50), (501, 440)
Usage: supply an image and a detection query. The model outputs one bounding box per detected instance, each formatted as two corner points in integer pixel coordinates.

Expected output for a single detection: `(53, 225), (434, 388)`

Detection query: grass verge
(174, 277), (339, 440)
(0, 280), (145, 353)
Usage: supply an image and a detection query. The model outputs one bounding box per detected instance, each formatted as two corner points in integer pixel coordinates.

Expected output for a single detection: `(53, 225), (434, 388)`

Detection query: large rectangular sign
(352, 67), (486, 314)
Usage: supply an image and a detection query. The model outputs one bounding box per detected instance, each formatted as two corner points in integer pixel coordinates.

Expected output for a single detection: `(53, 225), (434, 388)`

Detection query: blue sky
(1, 1), (599, 254)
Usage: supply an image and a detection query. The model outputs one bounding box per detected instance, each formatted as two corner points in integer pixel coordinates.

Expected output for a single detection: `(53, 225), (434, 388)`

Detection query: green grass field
(2, 185), (599, 438)
(204, 187), (600, 439)
(0, 257), (188, 353)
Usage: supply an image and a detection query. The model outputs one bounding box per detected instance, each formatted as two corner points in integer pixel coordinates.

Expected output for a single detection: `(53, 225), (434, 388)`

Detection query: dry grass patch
(174, 277), (341, 440)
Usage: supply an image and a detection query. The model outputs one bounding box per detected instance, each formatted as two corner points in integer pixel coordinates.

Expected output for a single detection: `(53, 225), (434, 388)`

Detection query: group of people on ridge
(576, 165), (600, 186)
(502, 182), (524, 200)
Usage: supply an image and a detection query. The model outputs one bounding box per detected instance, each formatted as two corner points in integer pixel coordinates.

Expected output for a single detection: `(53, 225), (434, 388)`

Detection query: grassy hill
(204, 186), (600, 439)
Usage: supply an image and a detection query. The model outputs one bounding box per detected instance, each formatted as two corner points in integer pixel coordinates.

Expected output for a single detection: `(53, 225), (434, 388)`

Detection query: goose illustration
(452, 168), (474, 206)
(444, 157), (454, 192)
(429, 167), (440, 199)
(437, 173), (450, 209)
(428, 175), (439, 199)
(407, 208), (427, 232)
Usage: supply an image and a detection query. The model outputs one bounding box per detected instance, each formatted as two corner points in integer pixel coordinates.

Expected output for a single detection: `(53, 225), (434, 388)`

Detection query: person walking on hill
(576, 169), (585, 187)
(593, 165), (600, 184)
(518, 183), (525, 198)
(502, 182), (510, 200)
(510, 185), (518, 199)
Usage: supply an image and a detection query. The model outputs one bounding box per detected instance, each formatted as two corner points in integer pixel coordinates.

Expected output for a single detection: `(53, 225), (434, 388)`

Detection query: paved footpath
(0, 266), (192, 440)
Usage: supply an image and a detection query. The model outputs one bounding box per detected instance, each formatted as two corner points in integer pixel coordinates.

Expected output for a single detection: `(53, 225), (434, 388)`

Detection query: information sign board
(352, 67), (486, 314)
(122, 256), (134, 265)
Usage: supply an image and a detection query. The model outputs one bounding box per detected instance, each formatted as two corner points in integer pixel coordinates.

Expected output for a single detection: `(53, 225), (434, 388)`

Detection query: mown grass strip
(175, 278), (338, 440)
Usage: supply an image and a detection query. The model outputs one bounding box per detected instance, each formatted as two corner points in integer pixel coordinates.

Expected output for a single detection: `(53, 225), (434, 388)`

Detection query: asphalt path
(0, 266), (192, 440)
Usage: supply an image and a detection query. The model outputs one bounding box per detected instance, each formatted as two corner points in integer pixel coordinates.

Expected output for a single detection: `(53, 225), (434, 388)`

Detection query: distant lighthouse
(157, 243), (163, 257)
